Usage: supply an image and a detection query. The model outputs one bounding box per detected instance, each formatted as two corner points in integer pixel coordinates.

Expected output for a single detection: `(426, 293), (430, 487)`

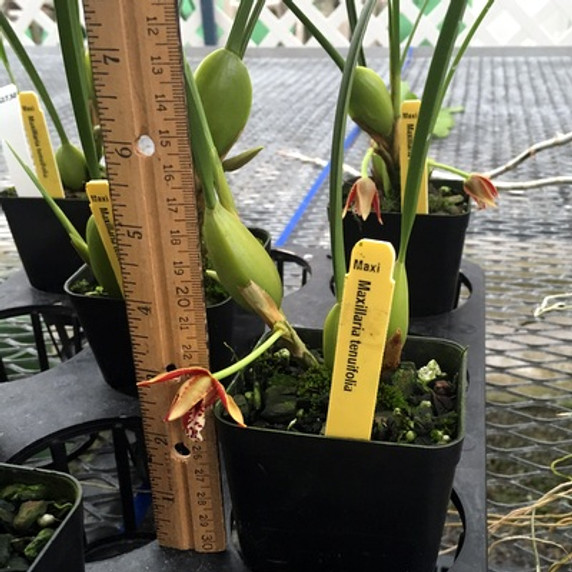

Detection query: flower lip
(138, 366), (246, 440)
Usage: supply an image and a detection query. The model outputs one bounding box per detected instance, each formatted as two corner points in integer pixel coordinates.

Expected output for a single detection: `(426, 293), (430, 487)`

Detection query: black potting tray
(0, 250), (486, 571)
(0, 270), (81, 378)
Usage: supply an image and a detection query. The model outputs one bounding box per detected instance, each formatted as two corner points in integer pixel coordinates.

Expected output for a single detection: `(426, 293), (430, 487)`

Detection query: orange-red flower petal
(342, 177), (382, 223)
(464, 174), (498, 209)
(138, 366), (245, 440)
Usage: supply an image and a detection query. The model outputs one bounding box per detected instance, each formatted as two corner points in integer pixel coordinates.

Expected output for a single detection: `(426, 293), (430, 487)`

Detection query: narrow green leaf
(6, 142), (89, 263)
(0, 31), (17, 84)
(329, 0), (378, 302)
(399, 0), (469, 264)
(225, 0), (255, 57)
(239, 0), (265, 60)
(222, 146), (263, 172)
(442, 0), (496, 96)
(183, 58), (237, 214)
(345, 0), (366, 67)
(53, 0), (99, 180)
(0, 11), (68, 143)
(388, 0), (401, 122)
(400, 0), (431, 68)
(183, 58), (217, 209)
(281, 0), (345, 72)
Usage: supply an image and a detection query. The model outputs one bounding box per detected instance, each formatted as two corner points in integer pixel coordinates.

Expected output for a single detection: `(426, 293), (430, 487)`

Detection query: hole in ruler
(174, 442), (190, 457)
(135, 134), (156, 156)
(165, 363), (177, 372)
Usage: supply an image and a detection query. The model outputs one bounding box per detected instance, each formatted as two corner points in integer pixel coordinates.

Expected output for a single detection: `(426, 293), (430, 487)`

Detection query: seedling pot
(342, 179), (470, 316)
(0, 196), (91, 293)
(0, 463), (84, 572)
(64, 265), (235, 395)
(215, 331), (467, 572)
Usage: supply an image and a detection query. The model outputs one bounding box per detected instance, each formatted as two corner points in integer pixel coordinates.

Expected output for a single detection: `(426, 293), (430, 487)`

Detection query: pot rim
(215, 334), (467, 452)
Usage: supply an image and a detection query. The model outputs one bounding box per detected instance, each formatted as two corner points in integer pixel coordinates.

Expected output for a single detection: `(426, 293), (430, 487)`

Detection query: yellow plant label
(325, 239), (396, 440)
(0, 84), (36, 196)
(86, 180), (123, 292)
(399, 99), (428, 214)
(18, 91), (65, 198)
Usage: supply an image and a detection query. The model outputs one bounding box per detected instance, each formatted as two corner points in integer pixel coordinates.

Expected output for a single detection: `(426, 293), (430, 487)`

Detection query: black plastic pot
(64, 265), (235, 396)
(215, 331), (467, 572)
(342, 179), (470, 317)
(0, 196), (91, 293)
(0, 463), (84, 572)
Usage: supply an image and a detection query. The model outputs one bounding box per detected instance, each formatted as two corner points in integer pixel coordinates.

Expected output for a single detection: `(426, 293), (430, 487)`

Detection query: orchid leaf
(0, 11), (68, 144)
(183, 58), (220, 210)
(329, 0), (379, 302)
(53, 0), (99, 180)
(222, 146), (263, 172)
(399, 0), (469, 263)
(0, 31), (17, 84)
(225, 0), (255, 58)
(6, 142), (89, 263)
(281, 0), (345, 72)
(239, 0), (265, 59)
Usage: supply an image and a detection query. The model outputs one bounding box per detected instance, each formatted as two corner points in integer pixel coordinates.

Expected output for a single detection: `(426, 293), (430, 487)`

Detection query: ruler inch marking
(83, 0), (224, 552)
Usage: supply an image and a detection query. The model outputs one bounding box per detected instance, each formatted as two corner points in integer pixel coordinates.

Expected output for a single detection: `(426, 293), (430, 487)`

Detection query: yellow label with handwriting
(399, 99), (428, 214)
(19, 91), (65, 198)
(86, 180), (123, 292)
(325, 240), (396, 440)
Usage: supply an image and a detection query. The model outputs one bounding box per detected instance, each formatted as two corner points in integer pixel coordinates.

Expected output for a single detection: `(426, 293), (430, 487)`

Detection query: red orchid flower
(463, 174), (498, 209)
(342, 177), (382, 223)
(138, 367), (245, 440)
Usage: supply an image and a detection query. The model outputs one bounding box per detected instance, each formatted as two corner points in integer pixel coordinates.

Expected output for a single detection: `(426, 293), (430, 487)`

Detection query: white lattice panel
(2, 0), (572, 47)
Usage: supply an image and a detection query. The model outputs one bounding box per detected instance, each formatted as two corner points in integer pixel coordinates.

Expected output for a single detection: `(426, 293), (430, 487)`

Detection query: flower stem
(213, 328), (284, 381)
(427, 159), (468, 179)
(360, 146), (374, 178)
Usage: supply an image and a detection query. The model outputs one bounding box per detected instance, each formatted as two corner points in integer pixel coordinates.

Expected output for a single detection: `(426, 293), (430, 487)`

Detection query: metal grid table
(1, 46), (572, 570)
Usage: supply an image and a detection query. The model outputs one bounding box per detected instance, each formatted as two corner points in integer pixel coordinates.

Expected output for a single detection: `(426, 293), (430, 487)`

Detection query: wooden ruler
(82, 0), (225, 551)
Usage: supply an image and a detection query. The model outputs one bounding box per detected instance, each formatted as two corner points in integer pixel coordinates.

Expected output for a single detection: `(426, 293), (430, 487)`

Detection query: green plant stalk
(388, 0), (402, 124)
(281, 0), (345, 72)
(400, 0), (431, 68)
(0, 32), (17, 84)
(361, 146), (374, 178)
(427, 159), (469, 178)
(398, 0), (469, 265)
(239, 0), (265, 59)
(330, 0), (379, 302)
(0, 11), (69, 144)
(345, 0), (366, 68)
(7, 142), (89, 263)
(213, 327), (284, 381)
(442, 0), (496, 97)
(225, 0), (255, 57)
(53, 0), (99, 180)
(183, 59), (237, 213)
